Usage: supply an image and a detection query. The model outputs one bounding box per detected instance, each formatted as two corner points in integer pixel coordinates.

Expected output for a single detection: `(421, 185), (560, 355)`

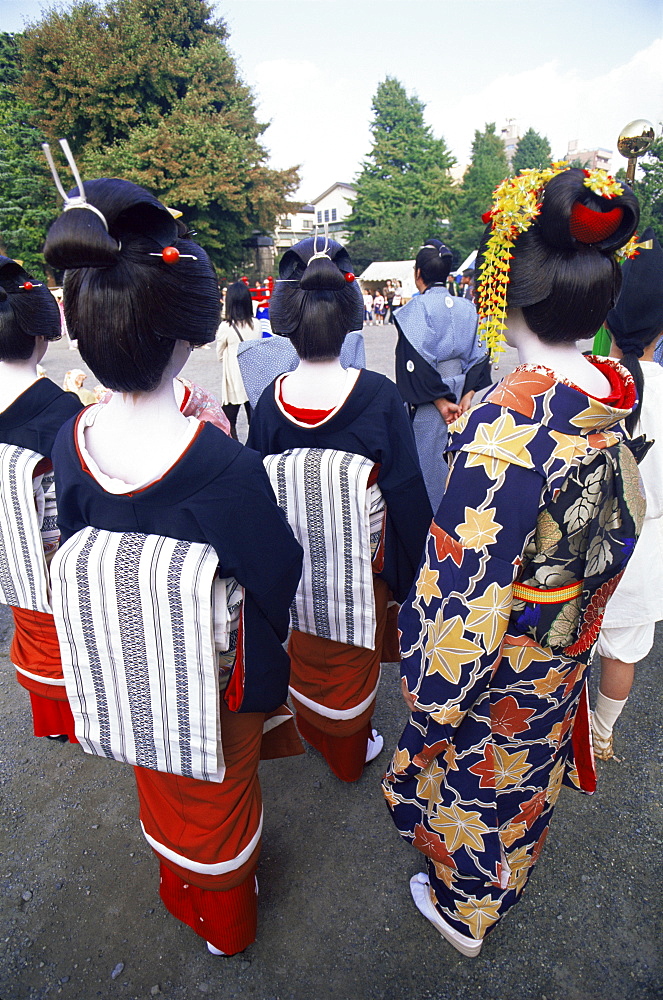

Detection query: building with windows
(311, 182), (356, 244)
(565, 141), (612, 170)
(500, 120), (520, 167)
(273, 182), (357, 259)
(273, 204), (316, 254)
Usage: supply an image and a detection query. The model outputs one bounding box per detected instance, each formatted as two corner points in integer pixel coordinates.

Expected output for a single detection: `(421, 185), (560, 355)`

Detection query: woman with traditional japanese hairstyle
(383, 167), (642, 956)
(0, 256), (82, 740)
(43, 159), (303, 957)
(247, 236), (432, 783)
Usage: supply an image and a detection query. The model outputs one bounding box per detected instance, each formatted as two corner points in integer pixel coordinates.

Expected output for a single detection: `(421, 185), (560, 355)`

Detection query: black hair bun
(279, 237), (354, 282)
(537, 168), (639, 254)
(44, 178), (179, 270)
(0, 256), (61, 341)
(44, 209), (120, 269)
(300, 255), (346, 291)
(0, 257), (29, 294)
(422, 238), (452, 258)
(271, 236), (364, 340)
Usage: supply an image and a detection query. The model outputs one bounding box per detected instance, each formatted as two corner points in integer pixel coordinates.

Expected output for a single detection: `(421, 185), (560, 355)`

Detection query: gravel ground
(0, 326), (661, 1000)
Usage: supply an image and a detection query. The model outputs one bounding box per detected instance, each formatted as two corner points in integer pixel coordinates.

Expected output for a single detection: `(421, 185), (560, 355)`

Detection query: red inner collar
(584, 357), (635, 409)
(278, 380), (335, 425)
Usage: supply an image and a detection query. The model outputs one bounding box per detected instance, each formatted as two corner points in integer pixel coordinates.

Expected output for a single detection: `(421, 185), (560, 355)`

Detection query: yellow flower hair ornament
(477, 164), (636, 360)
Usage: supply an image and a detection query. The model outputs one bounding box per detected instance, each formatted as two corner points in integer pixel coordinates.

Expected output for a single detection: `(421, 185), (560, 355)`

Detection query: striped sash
(0, 444), (51, 613)
(51, 528), (226, 782)
(264, 448), (384, 649)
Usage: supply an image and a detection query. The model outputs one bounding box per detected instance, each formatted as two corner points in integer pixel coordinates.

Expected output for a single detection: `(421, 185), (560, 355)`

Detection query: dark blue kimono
(53, 416), (303, 713)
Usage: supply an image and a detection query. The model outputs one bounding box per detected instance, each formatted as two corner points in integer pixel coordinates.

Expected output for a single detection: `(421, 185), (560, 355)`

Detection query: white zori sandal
(409, 873), (483, 957)
(365, 729), (384, 763)
(206, 942), (226, 956)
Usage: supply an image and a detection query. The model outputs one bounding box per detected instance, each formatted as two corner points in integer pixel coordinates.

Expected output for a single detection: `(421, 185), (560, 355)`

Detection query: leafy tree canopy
(0, 32), (57, 276)
(19, 0), (229, 150)
(346, 77), (455, 265)
(450, 122), (509, 261)
(12, 0), (299, 272)
(512, 127), (552, 174)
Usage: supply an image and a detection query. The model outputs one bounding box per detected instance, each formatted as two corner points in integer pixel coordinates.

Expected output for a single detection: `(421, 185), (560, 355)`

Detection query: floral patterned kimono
(383, 358), (645, 943)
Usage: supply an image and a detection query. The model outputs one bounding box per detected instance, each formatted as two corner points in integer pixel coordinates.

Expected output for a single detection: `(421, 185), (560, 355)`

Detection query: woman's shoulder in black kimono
(0, 378), (83, 456)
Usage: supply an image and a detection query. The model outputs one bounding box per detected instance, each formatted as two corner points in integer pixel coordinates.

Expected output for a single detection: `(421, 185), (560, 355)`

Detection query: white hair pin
(42, 139), (109, 230)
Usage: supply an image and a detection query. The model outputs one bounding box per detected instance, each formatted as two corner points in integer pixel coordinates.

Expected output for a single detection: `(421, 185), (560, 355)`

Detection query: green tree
(512, 127), (552, 174)
(17, 0), (299, 271)
(346, 77), (455, 267)
(0, 33), (58, 276)
(625, 136), (663, 244)
(450, 123), (509, 261)
(346, 213), (433, 273)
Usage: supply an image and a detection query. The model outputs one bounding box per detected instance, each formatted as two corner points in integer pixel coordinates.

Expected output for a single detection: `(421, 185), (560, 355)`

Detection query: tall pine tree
(512, 128), (553, 173)
(346, 77), (455, 269)
(16, 0), (299, 272)
(451, 123), (509, 261)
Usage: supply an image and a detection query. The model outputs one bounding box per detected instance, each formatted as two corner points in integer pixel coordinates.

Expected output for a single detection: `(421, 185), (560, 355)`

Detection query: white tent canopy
(359, 250), (477, 296)
(454, 250), (477, 275)
(357, 260), (417, 298)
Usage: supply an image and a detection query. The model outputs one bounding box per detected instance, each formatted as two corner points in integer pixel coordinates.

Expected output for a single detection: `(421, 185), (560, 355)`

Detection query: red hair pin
(20, 281), (42, 291)
(149, 247), (199, 263)
(345, 272), (355, 282)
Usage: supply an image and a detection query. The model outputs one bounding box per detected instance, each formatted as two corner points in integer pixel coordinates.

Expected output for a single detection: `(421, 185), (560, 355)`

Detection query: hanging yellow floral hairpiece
(477, 163), (632, 360)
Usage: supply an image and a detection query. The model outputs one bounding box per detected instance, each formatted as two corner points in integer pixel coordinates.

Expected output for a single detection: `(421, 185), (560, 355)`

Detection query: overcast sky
(3, 0), (662, 199)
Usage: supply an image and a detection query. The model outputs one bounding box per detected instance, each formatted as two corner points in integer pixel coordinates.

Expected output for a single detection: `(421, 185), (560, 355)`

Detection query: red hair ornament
(149, 247), (199, 263)
(569, 202), (624, 244)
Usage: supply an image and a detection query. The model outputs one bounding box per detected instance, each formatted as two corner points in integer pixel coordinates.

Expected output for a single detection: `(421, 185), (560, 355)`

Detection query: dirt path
(0, 329), (660, 1000)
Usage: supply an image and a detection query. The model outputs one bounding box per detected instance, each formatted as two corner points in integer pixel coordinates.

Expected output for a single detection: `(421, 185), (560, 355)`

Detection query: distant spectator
(62, 368), (97, 405)
(362, 289), (374, 324)
(215, 280), (262, 439)
(461, 268), (476, 302)
(394, 238), (491, 511)
(390, 281), (403, 322)
(373, 290), (385, 325)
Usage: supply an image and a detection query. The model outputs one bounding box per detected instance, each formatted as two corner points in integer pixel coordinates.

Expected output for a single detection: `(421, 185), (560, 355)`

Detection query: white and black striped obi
(263, 448), (385, 650)
(0, 443), (54, 614)
(51, 527), (240, 783)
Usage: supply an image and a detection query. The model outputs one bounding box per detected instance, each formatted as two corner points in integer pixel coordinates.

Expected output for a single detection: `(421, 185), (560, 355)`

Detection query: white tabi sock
(593, 692), (628, 741)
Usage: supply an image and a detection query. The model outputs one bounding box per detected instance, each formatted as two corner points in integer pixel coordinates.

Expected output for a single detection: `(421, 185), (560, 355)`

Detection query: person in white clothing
(215, 281), (262, 439)
(372, 291), (385, 325)
(594, 228), (663, 760)
(362, 289), (374, 324)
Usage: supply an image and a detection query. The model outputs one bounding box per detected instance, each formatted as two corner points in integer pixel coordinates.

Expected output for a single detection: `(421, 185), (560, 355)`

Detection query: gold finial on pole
(617, 119), (655, 184)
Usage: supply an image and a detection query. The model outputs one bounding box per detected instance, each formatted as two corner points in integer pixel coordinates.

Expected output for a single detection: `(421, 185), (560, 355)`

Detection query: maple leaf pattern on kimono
(383, 359), (644, 938)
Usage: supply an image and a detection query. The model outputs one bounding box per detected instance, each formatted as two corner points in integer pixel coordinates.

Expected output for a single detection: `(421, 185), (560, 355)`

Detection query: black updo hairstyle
(415, 239), (453, 287)
(477, 168), (640, 344)
(225, 280), (254, 327)
(43, 178), (220, 392)
(0, 257), (61, 361)
(606, 227), (663, 434)
(269, 237), (364, 360)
